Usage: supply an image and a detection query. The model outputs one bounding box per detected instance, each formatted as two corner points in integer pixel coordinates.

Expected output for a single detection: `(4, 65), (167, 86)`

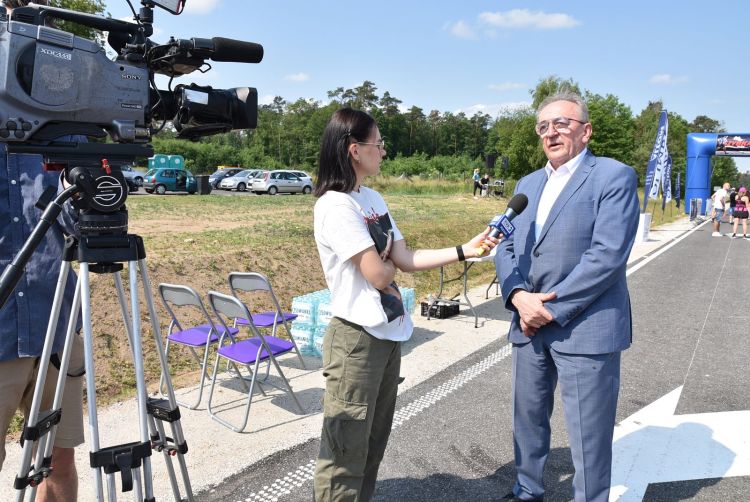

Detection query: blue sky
(106, 0), (749, 170)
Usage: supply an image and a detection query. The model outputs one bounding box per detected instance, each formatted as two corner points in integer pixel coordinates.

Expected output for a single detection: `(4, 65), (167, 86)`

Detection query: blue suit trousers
(511, 337), (621, 502)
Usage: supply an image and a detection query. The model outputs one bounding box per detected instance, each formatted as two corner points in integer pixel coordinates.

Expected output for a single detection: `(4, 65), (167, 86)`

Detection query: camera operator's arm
(57, 174), (78, 236)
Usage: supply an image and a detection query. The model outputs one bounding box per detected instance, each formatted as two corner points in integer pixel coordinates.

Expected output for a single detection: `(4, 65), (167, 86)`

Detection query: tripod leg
(137, 258), (194, 501)
(79, 262), (106, 501)
(147, 413), (182, 501)
(30, 281), (82, 502)
(14, 261), (75, 501)
(126, 260), (155, 501)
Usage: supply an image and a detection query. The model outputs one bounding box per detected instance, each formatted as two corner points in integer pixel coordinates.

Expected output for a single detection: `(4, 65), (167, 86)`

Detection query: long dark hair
(314, 107), (376, 197)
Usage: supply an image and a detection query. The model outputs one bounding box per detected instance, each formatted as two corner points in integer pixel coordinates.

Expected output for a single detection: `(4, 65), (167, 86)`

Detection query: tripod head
(0, 142), (153, 307)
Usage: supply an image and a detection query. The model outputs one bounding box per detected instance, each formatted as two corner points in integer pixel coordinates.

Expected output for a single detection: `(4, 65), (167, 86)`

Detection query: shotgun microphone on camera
(209, 37), (264, 63)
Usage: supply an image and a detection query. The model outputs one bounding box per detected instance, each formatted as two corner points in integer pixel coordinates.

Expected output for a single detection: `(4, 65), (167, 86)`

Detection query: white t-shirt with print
(314, 187), (413, 342)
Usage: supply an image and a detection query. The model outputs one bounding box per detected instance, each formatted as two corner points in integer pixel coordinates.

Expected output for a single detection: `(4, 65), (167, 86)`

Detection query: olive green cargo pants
(314, 317), (401, 502)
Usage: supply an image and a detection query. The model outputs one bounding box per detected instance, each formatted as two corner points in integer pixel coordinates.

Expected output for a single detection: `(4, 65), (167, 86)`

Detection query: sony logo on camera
(39, 47), (72, 61)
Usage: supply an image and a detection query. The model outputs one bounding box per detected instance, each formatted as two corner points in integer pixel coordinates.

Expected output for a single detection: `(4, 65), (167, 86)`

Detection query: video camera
(0, 0), (262, 231)
(0, 0), (261, 143)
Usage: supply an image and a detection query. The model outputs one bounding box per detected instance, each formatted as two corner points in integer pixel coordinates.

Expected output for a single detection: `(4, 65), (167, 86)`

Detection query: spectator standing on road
(312, 107), (498, 502)
(711, 182), (730, 237)
(731, 187), (749, 238)
(472, 168), (481, 198)
(728, 187), (737, 224)
(495, 91), (639, 502)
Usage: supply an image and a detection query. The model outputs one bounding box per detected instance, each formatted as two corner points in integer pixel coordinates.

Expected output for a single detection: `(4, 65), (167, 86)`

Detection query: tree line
(150, 76), (737, 190)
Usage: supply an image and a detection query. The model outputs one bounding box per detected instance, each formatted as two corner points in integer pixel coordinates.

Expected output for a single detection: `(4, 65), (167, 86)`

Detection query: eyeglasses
(357, 139), (386, 150)
(535, 117), (587, 136)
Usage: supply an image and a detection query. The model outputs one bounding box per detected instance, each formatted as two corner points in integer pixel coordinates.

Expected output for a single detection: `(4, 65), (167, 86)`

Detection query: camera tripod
(12, 233), (194, 502)
(0, 143), (194, 501)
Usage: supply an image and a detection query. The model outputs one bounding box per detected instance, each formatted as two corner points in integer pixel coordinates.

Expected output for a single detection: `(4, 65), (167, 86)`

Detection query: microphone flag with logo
(661, 154), (673, 211)
(643, 110), (669, 212)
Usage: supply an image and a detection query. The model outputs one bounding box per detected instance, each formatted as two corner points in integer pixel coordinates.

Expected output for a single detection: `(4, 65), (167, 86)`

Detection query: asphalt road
(198, 221), (750, 502)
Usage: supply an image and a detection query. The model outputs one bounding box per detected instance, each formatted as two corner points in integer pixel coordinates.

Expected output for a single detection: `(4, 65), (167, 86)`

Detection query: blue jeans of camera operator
(0, 143), (85, 501)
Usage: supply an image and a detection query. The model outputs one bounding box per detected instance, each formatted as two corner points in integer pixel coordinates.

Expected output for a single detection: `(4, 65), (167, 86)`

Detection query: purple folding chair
(228, 272), (306, 370)
(206, 290), (304, 432)
(158, 283), (239, 410)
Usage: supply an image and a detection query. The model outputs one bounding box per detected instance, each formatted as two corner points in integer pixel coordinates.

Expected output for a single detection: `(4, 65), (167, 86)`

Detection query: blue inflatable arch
(686, 133), (750, 214)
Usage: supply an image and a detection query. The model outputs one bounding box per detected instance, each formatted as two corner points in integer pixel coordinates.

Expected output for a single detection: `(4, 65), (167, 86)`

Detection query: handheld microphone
(476, 193), (528, 256)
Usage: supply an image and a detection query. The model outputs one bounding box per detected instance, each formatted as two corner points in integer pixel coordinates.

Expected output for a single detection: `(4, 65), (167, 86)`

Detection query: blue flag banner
(643, 110), (669, 212)
(675, 171), (681, 209)
(661, 155), (673, 211)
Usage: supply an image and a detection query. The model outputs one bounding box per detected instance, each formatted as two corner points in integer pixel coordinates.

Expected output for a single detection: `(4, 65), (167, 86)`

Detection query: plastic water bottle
(317, 301), (333, 328)
(313, 326), (327, 357)
(291, 294), (318, 326)
(290, 322), (315, 355)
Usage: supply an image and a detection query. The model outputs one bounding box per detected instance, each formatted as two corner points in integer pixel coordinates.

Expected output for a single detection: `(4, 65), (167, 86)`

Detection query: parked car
(251, 169), (313, 195)
(121, 165), (147, 186)
(289, 170), (313, 186)
(143, 168), (197, 194)
(125, 177), (139, 193)
(218, 169), (262, 191)
(208, 167), (244, 189)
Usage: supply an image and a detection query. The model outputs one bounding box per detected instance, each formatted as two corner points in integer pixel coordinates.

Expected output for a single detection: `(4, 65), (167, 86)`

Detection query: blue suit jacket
(495, 151), (640, 354)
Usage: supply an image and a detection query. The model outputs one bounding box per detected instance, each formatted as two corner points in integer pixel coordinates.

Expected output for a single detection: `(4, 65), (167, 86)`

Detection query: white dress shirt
(535, 148), (588, 240)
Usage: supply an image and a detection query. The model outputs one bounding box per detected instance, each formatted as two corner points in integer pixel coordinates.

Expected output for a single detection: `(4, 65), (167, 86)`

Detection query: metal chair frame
(206, 290), (304, 432)
(228, 271), (306, 370)
(158, 283), (238, 410)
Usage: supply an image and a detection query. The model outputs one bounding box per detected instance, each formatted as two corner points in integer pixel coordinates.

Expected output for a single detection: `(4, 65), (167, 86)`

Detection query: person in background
(480, 173), (491, 197)
(0, 4), (84, 501)
(731, 186), (749, 238)
(495, 91), (639, 502)
(472, 168), (481, 198)
(728, 186), (737, 224)
(711, 182), (730, 237)
(312, 107), (498, 501)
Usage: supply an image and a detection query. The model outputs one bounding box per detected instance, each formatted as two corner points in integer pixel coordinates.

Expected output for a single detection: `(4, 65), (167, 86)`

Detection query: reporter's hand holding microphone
(475, 193), (529, 256)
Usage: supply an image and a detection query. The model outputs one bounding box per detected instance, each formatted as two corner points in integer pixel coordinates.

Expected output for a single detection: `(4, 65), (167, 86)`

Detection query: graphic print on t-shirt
(362, 209), (405, 323)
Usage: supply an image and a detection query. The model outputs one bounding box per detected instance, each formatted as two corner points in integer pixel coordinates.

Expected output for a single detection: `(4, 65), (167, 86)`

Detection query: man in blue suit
(495, 92), (640, 502)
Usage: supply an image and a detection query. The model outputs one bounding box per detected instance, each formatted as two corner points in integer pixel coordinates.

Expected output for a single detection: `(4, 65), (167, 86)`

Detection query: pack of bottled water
(290, 286), (417, 357)
(291, 293), (318, 326)
(289, 323), (317, 355)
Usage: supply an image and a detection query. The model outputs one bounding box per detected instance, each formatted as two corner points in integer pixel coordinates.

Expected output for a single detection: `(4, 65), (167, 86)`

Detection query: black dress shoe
(502, 493), (543, 502)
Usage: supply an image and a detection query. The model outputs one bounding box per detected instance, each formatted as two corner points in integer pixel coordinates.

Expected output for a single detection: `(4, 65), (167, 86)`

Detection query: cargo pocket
(322, 393), (368, 461)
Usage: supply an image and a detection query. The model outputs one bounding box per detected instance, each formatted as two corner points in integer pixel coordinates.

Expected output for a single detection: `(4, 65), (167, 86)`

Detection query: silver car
(218, 169), (262, 191)
(121, 165), (147, 186)
(252, 169), (313, 195)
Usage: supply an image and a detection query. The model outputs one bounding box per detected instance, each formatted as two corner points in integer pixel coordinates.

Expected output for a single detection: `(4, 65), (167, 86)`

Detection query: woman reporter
(312, 107), (498, 501)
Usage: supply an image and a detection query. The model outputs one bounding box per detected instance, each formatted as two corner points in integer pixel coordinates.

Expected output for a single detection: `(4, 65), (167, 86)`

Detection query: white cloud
(488, 82), (526, 92)
(447, 20), (477, 39)
(649, 74), (689, 85)
(284, 72), (310, 82)
(259, 94), (276, 106)
(183, 0), (221, 15)
(479, 9), (581, 29)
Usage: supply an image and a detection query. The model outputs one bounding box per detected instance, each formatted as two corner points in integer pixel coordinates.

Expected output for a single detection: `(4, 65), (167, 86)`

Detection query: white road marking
(610, 386), (750, 501)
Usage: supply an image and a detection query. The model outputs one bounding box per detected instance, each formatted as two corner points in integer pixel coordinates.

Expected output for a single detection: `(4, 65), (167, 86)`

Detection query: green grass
(7, 181), (687, 435)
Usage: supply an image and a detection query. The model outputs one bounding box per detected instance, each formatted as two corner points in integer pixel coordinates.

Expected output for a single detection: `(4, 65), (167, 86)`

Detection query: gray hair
(537, 91), (589, 122)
